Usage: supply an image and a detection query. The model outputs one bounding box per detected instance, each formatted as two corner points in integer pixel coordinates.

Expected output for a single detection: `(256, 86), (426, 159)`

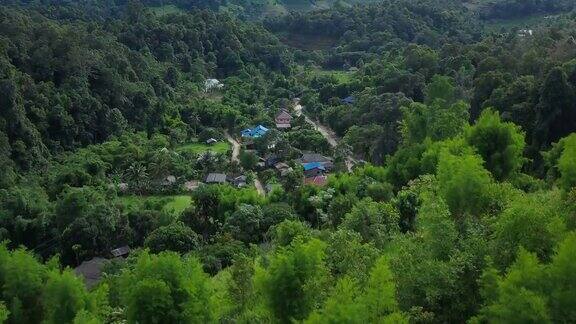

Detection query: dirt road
(225, 131), (240, 163)
(294, 100), (355, 172)
(254, 178), (266, 196)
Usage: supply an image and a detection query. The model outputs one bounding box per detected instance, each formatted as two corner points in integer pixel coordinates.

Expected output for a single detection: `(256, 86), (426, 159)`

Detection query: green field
(177, 141), (230, 155)
(149, 5), (183, 16)
(119, 195), (193, 217)
(278, 32), (339, 51)
(312, 69), (353, 83)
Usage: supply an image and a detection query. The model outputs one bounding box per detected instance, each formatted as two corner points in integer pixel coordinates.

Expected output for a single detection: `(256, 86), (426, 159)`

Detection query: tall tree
(465, 109), (526, 180)
(256, 239), (330, 323)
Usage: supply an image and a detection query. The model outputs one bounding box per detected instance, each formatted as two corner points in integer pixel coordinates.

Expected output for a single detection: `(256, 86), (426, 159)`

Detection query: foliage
(491, 194), (567, 268)
(475, 233), (576, 323)
(437, 151), (493, 217)
(558, 134), (576, 192)
(144, 222), (201, 254)
(340, 198), (400, 248)
(224, 204), (265, 243)
(465, 109), (526, 180)
(120, 252), (214, 323)
(1, 1), (576, 322)
(306, 257), (407, 323)
(255, 238), (330, 323)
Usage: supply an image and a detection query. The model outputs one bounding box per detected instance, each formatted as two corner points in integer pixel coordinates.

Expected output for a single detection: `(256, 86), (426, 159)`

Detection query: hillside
(0, 1), (576, 323)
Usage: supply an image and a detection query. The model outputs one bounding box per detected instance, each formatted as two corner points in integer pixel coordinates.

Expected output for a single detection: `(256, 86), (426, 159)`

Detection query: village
(76, 91), (354, 286)
(109, 78), (356, 200)
(201, 96), (344, 194)
(146, 78), (353, 195)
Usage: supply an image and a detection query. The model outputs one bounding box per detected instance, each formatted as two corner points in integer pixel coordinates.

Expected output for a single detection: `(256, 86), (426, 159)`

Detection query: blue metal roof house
(241, 125), (269, 138)
(303, 162), (326, 171)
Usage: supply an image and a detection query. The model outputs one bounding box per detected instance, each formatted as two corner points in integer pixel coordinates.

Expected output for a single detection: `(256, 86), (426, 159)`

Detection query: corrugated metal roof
(206, 173), (227, 183)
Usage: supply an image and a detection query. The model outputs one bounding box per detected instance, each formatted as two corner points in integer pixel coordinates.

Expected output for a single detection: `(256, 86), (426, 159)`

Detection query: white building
(518, 29), (533, 37)
(204, 78), (224, 92)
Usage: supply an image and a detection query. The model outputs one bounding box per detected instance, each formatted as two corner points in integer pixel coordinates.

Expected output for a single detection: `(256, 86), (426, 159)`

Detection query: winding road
(225, 131), (266, 196)
(254, 178), (266, 196)
(294, 100), (356, 172)
(224, 131), (240, 163)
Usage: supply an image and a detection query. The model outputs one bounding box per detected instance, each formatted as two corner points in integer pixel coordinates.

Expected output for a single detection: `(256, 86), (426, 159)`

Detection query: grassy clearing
(119, 195), (193, 217)
(150, 5), (183, 16)
(163, 196), (193, 215)
(278, 32), (339, 51)
(261, 3), (288, 18)
(177, 141), (230, 155)
(311, 69), (353, 83)
(483, 13), (557, 31)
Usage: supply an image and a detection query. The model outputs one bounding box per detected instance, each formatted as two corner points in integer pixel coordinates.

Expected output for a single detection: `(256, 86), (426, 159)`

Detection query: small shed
(232, 175), (248, 188)
(275, 162), (293, 177)
(206, 138), (218, 145)
(205, 173), (227, 184)
(111, 246), (130, 258)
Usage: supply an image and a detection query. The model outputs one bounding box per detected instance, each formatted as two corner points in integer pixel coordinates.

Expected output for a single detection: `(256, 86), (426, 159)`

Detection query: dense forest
(0, 0), (575, 323)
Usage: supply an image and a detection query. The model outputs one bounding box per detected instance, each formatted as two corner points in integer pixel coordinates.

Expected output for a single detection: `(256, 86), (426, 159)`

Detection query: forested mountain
(466, 0), (576, 20)
(0, 0), (576, 323)
(0, 5), (291, 173)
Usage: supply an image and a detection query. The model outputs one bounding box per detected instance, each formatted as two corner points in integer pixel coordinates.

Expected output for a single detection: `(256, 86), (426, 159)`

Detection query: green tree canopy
(120, 252), (214, 323)
(465, 109), (526, 180)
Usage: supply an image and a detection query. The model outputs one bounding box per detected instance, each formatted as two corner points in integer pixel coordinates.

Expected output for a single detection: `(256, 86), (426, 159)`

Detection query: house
(341, 95), (356, 105)
(206, 138), (218, 145)
(304, 175), (328, 186)
(204, 78), (224, 92)
(74, 257), (107, 288)
(275, 110), (292, 129)
(231, 175), (248, 188)
(111, 246), (130, 258)
(303, 162), (326, 177)
(205, 173), (227, 184)
(274, 162), (293, 177)
(241, 125), (269, 139)
(299, 153), (334, 171)
(300, 153), (332, 164)
(265, 154), (280, 168)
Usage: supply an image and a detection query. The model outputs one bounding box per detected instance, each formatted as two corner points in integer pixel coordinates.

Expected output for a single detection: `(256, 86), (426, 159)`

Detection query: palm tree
(189, 112), (201, 137)
(125, 162), (149, 194)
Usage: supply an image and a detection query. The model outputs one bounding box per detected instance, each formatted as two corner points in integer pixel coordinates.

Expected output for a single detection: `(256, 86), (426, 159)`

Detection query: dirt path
(254, 177), (266, 196)
(294, 100), (355, 172)
(224, 131), (240, 163)
(225, 131), (266, 196)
